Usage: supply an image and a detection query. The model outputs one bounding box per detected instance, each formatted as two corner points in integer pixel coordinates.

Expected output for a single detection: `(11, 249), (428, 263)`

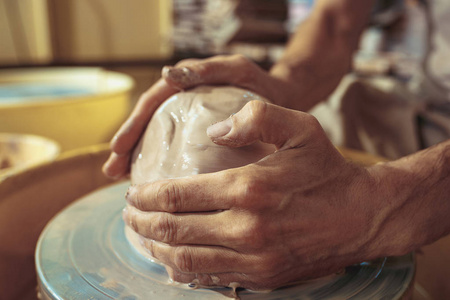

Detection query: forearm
(369, 140), (450, 257)
(270, 0), (375, 111)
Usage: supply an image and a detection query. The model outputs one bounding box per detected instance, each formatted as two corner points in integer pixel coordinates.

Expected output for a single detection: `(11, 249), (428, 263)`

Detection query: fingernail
(162, 66), (202, 87)
(122, 207), (129, 223)
(207, 118), (232, 138)
(103, 157), (126, 181)
(125, 186), (136, 204)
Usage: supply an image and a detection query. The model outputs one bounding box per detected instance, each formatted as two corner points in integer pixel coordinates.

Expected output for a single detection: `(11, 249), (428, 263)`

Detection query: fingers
(123, 207), (235, 247)
(162, 55), (276, 98)
(126, 172), (237, 212)
(102, 152), (130, 179)
(104, 54), (286, 179)
(111, 79), (179, 155)
(139, 239), (256, 275)
(206, 100), (326, 150)
(104, 79), (178, 179)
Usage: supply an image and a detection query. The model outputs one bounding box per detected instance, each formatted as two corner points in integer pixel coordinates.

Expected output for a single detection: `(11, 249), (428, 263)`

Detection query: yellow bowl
(0, 68), (134, 151)
(0, 133), (60, 180)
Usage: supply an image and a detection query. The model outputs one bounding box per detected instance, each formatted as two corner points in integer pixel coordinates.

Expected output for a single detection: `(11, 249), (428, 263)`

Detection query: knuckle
(237, 101), (268, 139)
(232, 100), (270, 146)
(303, 114), (327, 142)
(230, 54), (258, 85)
(245, 100), (268, 124)
(154, 214), (178, 244)
(238, 175), (267, 205)
(157, 182), (181, 213)
(173, 247), (195, 273)
(304, 114), (322, 133)
(230, 54), (252, 66)
(231, 216), (267, 249)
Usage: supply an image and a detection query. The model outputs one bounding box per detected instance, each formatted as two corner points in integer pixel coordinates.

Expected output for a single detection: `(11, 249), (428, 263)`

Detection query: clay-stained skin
(127, 86), (275, 271)
(130, 86), (275, 185)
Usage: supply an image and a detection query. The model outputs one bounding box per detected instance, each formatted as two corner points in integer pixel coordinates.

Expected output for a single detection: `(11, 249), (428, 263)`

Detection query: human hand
(103, 55), (301, 180)
(123, 100), (389, 290)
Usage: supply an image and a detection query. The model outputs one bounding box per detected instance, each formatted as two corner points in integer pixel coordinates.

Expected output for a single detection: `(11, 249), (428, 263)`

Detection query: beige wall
(49, 0), (173, 63)
(0, 0), (52, 66)
(0, 0), (173, 66)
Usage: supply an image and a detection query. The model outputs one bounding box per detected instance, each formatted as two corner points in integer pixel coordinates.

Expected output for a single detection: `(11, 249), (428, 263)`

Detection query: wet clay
(130, 86), (274, 184)
(128, 86), (275, 290)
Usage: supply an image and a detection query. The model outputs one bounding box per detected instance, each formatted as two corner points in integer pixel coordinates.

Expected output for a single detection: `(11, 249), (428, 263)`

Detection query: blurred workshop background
(0, 0), (434, 181)
(0, 0), (427, 96)
(0, 0), (434, 170)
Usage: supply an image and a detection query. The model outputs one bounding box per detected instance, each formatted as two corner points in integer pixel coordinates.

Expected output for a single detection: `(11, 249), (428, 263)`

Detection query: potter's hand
(102, 55), (298, 179)
(123, 100), (388, 290)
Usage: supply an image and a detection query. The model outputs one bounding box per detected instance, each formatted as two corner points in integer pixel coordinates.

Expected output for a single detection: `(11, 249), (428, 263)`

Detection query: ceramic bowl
(0, 68), (134, 151)
(0, 133), (60, 179)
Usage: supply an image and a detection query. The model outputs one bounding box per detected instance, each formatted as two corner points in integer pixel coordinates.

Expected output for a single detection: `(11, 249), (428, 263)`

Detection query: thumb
(206, 100), (326, 150)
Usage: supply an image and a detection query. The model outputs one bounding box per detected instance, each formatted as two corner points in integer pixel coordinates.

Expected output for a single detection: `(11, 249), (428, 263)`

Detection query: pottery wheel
(36, 181), (415, 300)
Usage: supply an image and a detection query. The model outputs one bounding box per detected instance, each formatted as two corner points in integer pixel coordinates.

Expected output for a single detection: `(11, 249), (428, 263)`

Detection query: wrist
(269, 29), (353, 110)
(269, 54), (350, 111)
(364, 162), (419, 257)
(366, 142), (450, 258)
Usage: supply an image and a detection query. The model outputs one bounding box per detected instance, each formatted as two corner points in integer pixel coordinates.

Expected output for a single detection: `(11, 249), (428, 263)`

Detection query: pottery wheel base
(35, 181), (415, 299)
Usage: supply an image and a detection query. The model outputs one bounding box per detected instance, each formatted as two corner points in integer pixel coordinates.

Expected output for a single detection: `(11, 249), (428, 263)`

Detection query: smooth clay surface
(130, 86), (275, 184)
(128, 85), (275, 262)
